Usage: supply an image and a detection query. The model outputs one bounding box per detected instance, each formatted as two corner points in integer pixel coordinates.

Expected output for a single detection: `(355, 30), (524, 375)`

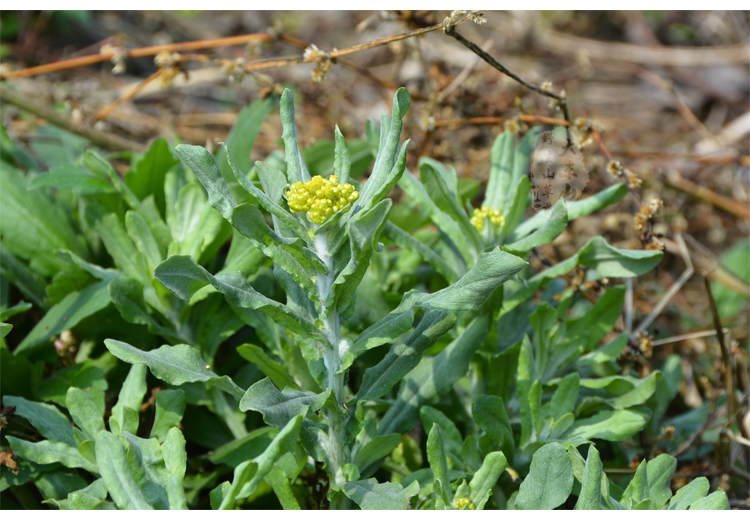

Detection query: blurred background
(1, 9), (749, 430)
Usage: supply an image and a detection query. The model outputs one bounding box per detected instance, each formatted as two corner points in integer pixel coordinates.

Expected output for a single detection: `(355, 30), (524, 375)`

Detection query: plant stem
(313, 232), (347, 492)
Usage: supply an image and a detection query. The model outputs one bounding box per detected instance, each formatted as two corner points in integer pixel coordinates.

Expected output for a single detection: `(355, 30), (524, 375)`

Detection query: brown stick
(92, 68), (165, 123)
(0, 84), (143, 152)
(434, 115), (572, 128)
(665, 171), (750, 221)
(2, 33), (274, 80)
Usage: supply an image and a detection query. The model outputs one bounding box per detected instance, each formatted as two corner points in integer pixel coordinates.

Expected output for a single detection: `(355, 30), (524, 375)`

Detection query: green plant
(0, 85), (739, 511)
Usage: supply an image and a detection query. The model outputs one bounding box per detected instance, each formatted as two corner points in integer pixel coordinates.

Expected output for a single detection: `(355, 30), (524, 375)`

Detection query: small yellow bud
(470, 206), (505, 233)
(452, 497), (475, 510)
(286, 175), (358, 224)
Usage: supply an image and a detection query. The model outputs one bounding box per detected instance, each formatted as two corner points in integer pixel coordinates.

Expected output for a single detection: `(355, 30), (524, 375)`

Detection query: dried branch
(0, 84), (143, 152)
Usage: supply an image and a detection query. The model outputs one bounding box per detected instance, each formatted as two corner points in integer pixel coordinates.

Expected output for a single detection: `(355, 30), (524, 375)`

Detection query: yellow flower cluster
(287, 175), (359, 224)
(452, 497), (475, 510)
(470, 205), (505, 232)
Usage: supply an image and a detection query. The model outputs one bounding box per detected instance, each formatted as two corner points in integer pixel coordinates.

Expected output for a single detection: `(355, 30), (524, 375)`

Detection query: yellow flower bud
(470, 205), (505, 232)
(285, 175), (359, 224)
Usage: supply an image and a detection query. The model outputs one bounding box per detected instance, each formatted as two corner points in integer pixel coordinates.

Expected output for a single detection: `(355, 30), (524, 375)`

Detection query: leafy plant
(0, 85), (735, 511)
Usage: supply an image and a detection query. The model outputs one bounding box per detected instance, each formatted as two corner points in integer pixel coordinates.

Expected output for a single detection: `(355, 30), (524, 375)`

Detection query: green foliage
(1, 84), (732, 512)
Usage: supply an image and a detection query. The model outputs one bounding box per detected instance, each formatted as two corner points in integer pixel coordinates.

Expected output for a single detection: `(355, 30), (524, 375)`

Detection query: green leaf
(174, 144), (236, 221)
(562, 409), (646, 441)
(107, 277), (175, 339)
(28, 165), (117, 194)
(382, 221), (460, 281)
(341, 479), (419, 510)
(569, 285), (626, 349)
(34, 467), (88, 501)
(646, 454), (676, 508)
(239, 377), (330, 430)
(0, 321), (11, 338)
(622, 460), (649, 507)
(512, 184), (628, 241)
(516, 443), (574, 510)
(419, 406), (463, 458)
(36, 362), (108, 414)
(2, 395), (75, 446)
(498, 176), (530, 241)
(472, 395), (515, 465)
(65, 387), (104, 440)
(220, 414), (303, 509)
(168, 180), (229, 264)
(155, 255), (320, 338)
(356, 89), (411, 215)
(469, 451), (507, 510)
(265, 464), (301, 510)
(15, 278), (113, 355)
(379, 315), (489, 435)
(356, 310), (456, 399)
(95, 431), (153, 510)
(216, 98), (273, 177)
(0, 161), (87, 277)
(105, 339), (244, 399)
(426, 423), (452, 507)
(333, 125), (351, 185)
(484, 131), (515, 213)
(354, 434), (402, 477)
(575, 445), (603, 510)
(125, 138), (178, 217)
(668, 477), (709, 510)
(279, 89), (311, 185)
(150, 389), (186, 442)
(547, 372), (580, 421)
(504, 197), (568, 256)
(110, 363), (147, 436)
(690, 489), (729, 511)
(237, 344), (297, 390)
(84, 203), (148, 282)
(125, 211), (165, 273)
(7, 437), (98, 473)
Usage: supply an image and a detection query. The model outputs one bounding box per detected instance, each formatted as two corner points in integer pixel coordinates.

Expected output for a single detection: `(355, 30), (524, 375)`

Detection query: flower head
(286, 175), (359, 224)
(470, 205), (505, 232)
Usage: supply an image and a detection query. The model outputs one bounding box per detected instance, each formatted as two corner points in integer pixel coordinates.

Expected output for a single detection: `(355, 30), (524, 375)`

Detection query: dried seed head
(102, 44), (128, 75)
(606, 160), (623, 177)
(625, 169), (642, 189)
(540, 81), (553, 93)
(504, 118), (520, 136)
(303, 44), (328, 63)
(310, 58), (332, 83)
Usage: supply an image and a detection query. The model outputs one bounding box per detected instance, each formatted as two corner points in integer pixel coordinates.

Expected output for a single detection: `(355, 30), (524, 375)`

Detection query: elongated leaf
(265, 464), (301, 510)
(150, 389), (186, 442)
(105, 339), (244, 399)
(354, 434), (402, 476)
(382, 221), (460, 281)
(29, 165), (117, 194)
(356, 310), (456, 398)
(174, 144), (236, 221)
(357, 89), (411, 214)
(96, 431), (152, 510)
(7, 437), (98, 473)
(504, 197), (568, 256)
(427, 423), (452, 507)
(379, 315), (489, 435)
(0, 161), (87, 277)
(65, 387), (103, 440)
(36, 362), (108, 414)
(511, 183), (628, 241)
(110, 363), (147, 436)
(516, 443), (574, 510)
(155, 255), (320, 338)
(563, 409), (646, 441)
(2, 396), (75, 446)
(341, 479), (419, 510)
(279, 89), (311, 185)
(216, 98), (273, 176)
(690, 489), (729, 510)
(472, 395), (515, 465)
(125, 138), (178, 216)
(668, 477), (709, 510)
(15, 278), (112, 354)
(333, 125), (351, 185)
(469, 452), (507, 510)
(575, 445), (603, 510)
(220, 414), (303, 509)
(237, 344), (297, 390)
(240, 377), (330, 430)
(485, 131), (515, 212)
(646, 454), (676, 508)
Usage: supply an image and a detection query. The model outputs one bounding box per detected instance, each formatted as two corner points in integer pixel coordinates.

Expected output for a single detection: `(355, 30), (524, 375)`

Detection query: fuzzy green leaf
(516, 443), (574, 510)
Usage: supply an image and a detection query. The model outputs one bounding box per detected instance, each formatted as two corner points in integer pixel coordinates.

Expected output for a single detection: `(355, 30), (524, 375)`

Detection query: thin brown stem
(0, 84), (144, 152)
(92, 68), (165, 123)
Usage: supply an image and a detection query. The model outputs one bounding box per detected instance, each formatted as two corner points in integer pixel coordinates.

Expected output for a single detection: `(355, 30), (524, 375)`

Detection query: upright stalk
(313, 232), (348, 491)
